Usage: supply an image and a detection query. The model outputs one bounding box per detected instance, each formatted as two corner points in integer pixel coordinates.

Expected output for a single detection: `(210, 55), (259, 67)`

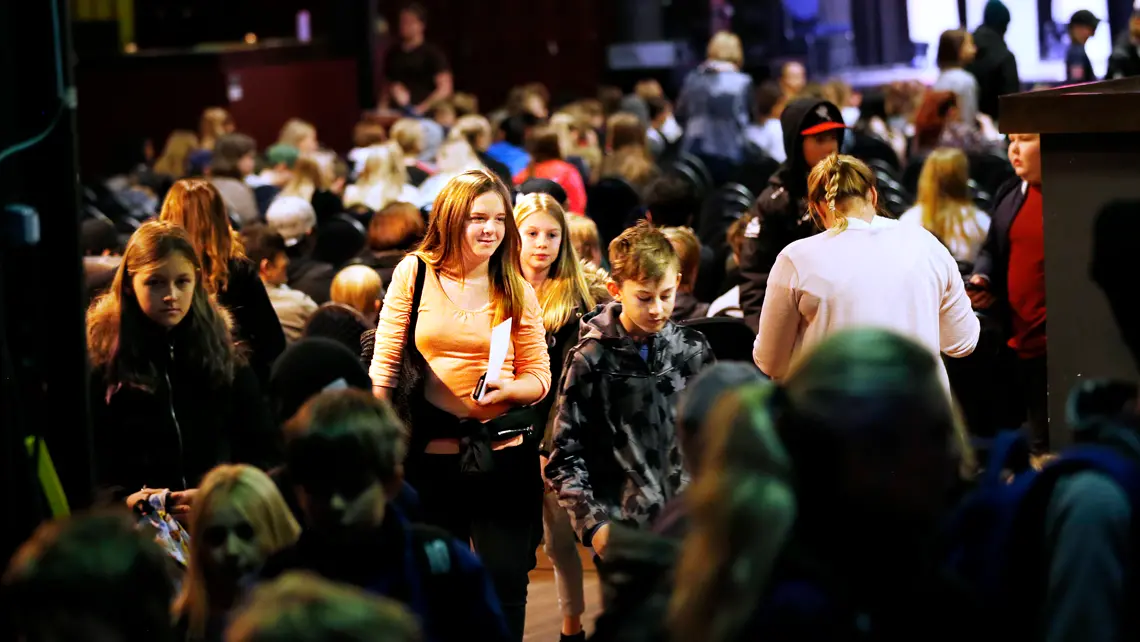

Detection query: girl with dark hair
(370, 169), (551, 641)
(86, 221), (278, 501)
(933, 29), (980, 126)
(207, 133), (260, 225)
(160, 179), (286, 384)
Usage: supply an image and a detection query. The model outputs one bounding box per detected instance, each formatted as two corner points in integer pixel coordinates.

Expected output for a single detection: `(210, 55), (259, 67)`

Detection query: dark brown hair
(209, 133), (256, 179)
(527, 125), (563, 164)
(936, 29), (970, 70)
(368, 201), (425, 252)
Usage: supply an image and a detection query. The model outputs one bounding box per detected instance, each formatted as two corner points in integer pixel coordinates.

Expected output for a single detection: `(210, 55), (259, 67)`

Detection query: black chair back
(968, 151), (1015, 197)
(676, 153), (714, 195)
(732, 149), (780, 198)
(852, 133), (902, 172)
(313, 213), (368, 269)
(679, 317), (759, 363)
(587, 177), (642, 247)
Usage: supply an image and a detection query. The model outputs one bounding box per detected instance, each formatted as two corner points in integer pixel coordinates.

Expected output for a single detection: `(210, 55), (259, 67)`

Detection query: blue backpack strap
(980, 429), (1032, 488)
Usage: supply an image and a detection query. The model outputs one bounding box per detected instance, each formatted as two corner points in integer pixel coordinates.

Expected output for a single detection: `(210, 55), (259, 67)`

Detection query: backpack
(945, 428), (1140, 640)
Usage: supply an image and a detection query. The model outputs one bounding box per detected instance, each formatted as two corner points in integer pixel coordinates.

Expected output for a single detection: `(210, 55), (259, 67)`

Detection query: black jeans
(1016, 353), (1049, 454)
(405, 444), (542, 642)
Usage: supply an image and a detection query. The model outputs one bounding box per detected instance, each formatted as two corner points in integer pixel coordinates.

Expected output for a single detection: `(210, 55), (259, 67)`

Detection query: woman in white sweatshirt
(753, 154), (979, 390)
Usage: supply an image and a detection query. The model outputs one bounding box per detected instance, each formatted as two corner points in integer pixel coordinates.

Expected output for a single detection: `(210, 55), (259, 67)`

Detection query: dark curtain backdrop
(851, 0), (912, 66)
(388, 0), (615, 113)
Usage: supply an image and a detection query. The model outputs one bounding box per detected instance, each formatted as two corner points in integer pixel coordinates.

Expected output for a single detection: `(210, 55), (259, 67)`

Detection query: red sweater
(1006, 184), (1047, 358)
(513, 160), (587, 215)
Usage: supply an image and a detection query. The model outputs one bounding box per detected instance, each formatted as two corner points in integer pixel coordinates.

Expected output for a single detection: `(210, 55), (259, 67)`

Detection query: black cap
(517, 178), (569, 208)
(1070, 9), (1100, 27)
(799, 101), (847, 137)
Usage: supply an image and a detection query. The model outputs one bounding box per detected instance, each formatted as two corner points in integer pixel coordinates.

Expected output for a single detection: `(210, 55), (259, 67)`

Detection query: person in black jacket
(966, 1), (1021, 122)
(968, 132), (1049, 452)
(86, 221), (279, 504)
(160, 179), (286, 385)
(737, 98), (846, 328)
(1108, 7), (1140, 79)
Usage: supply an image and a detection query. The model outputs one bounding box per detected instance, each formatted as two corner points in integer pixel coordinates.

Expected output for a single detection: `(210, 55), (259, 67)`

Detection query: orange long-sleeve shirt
(369, 255), (551, 421)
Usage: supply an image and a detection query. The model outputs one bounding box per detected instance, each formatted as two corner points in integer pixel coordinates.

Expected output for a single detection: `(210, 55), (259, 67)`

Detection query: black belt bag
(413, 401), (540, 475)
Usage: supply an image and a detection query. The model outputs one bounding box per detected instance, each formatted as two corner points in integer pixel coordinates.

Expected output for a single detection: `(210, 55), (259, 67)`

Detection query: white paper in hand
(476, 317), (512, 402)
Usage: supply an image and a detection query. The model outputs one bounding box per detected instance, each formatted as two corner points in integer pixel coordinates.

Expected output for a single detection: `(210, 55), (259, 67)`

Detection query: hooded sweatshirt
(737, 98), (844, 328)
(545, 301), (714, 543)
(966, 2), (1020, 121)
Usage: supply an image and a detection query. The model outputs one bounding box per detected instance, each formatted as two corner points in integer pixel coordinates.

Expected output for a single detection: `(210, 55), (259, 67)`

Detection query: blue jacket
(261, 506), (509, 642)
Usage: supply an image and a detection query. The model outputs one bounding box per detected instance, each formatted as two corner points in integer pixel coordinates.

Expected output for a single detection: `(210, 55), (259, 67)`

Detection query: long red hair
(159, 178), (246, 294)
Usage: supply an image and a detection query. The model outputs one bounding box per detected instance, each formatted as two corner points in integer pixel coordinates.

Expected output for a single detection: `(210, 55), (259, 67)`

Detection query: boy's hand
(592, 523), (612, 559)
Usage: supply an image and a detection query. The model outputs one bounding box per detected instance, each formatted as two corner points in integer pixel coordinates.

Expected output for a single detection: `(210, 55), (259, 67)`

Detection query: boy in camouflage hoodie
(545, 222), (715, 559)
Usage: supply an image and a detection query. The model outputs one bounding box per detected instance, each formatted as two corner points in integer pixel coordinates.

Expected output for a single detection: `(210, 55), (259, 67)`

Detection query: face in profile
(1008, 133), (1041, 185)
(609, 265), (680, 337)
(462, 191), (507, 266)
(200, 502), (265, 586)
(959, 34), (977, 64)
(297, 475), (387, 537)
(131, 252), (196, 328)
(802, 132), (840, 172)
(297, 131), (319, 155)
(260, 251), (289, 287)
(518, 210), (562, 276)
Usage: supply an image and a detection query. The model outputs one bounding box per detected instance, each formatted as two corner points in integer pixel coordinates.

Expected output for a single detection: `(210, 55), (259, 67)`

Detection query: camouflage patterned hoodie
(545, 301), (715, 543)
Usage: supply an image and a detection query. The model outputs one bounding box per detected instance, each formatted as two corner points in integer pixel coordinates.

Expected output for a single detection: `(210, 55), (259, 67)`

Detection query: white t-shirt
(753, 216), (979, 391)
(900, 204), (991, 264)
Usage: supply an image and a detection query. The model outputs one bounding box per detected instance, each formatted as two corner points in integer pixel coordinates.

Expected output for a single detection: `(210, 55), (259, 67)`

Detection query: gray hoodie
(545, 302), (715, 543)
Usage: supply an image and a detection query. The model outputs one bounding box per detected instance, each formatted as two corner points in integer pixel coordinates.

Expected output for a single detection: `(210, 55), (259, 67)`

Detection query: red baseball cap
(800, 103), (848, 136)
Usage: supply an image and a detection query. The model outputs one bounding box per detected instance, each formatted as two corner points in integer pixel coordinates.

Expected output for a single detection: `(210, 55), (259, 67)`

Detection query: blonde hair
(608, 220), (681, 285)
(806, 153), (878, 232)
(346, 142), (410, 212)
(449, 115), (494, 151)
(159, 178), (246, 294)
(177, 465), (301, 640)
(199, 107), (232, 150)
(706, 31), (744, 68)
(568, 215), (602, 266)
(331, 265), (384, 318)
(390, 118), (425, 156)
(280, 155), (329, 203)
(514, 193), (596, 332)
(153, 130), (200, 178)
(277, 118), (317, 149)
(226, 571), (422, 642)
(580, 260), (613, 304)
(917, 148), (979, 253)
(669, 383), (796, 642)
(416, 169), (527, 329)
(662, 227), (701, 291)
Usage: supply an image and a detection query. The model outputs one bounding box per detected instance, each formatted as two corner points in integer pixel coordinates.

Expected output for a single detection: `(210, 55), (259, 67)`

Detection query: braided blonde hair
(806, 153), (878, 232)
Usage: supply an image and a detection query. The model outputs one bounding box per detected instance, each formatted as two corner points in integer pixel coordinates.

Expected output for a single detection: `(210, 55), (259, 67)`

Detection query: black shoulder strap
(406, 257), (428, 355)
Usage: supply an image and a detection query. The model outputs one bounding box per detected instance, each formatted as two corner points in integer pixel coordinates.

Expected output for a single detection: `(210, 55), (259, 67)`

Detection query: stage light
(244, 32), (257, 45)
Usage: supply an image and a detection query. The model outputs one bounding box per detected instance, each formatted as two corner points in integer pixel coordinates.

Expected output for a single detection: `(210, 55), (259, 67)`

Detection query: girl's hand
(168, 489), (198, 514)
(476, 380), (518, 406)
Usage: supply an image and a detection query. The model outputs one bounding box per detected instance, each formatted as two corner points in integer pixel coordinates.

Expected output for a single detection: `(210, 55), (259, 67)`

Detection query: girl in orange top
(369, 168), (550, 641)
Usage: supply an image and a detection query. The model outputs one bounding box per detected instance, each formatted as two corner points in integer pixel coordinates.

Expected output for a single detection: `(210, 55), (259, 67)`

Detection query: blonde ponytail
(807, 153), (878, 232)
(669, 383), (797, 642)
